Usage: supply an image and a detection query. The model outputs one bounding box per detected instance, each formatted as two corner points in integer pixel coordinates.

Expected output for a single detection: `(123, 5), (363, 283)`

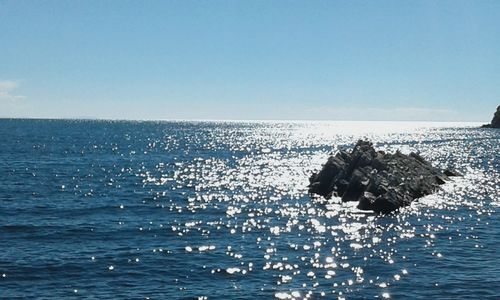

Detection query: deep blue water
(0, 119), (498, 299)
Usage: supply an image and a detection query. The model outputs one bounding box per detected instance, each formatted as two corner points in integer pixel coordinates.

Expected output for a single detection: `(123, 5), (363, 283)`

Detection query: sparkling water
(0, 119), (498, 299)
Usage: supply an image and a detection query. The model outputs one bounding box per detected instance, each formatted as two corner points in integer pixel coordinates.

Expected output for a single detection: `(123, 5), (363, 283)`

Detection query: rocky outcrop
(481, 105), (500, 128)
(309, 140), (460, 214)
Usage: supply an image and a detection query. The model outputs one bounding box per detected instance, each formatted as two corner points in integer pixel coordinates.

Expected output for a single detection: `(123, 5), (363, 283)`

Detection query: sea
(0, 119), (498, 299)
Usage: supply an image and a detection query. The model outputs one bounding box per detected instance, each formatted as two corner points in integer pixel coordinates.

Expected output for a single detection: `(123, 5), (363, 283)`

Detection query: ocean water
(0, 119), (498, 299)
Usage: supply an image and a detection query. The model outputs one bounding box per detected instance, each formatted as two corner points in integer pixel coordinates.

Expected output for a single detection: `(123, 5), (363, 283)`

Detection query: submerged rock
(309, 140), (460, 214)
(481, 105), (500, 128)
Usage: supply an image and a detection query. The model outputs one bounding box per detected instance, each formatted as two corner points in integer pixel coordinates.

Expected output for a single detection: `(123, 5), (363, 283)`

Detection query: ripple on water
(0, 120), (498, 298)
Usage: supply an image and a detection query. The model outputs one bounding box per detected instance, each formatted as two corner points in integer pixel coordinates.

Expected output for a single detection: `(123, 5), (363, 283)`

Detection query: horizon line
(0, 116), (486, 124)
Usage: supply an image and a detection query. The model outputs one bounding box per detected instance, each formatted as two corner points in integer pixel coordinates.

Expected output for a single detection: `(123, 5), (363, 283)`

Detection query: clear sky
(1, 0), (499, 121)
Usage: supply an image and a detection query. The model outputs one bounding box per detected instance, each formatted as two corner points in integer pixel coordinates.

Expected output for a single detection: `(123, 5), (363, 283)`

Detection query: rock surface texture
(309, 140), (460, 214)
(481, 105), (500, 128)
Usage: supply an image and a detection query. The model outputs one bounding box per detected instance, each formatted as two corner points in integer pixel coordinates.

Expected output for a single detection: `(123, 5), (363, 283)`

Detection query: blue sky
(1, 1), (499, 121)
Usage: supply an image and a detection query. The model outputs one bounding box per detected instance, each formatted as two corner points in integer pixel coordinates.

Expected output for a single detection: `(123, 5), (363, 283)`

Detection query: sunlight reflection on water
(133, 121), (497, 299)
(0, 120), (498, 298)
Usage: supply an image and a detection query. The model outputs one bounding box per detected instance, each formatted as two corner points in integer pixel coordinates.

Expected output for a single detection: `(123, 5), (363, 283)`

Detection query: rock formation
(481, 105), (500, 128)
(309, 140), (460, 214)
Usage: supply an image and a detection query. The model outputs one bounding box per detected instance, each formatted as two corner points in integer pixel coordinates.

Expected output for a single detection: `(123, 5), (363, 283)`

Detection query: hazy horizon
(0, 116), (486, 124)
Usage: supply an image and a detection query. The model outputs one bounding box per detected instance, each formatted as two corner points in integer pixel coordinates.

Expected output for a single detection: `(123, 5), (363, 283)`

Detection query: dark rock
(357, 191), (377, 210)
(444, 169), (462, 177)
(435, 175), (446, 185)
(481, 105), (500, 128)
(309, 140), (461, 214)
